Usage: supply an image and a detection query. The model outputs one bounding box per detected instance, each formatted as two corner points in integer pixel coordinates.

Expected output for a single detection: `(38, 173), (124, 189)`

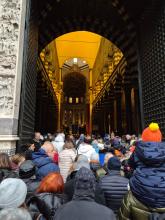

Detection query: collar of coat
(107, 170), (121, 176)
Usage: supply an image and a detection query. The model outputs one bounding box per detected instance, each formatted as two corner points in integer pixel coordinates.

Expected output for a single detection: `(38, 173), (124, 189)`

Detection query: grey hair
(0, 208), (32, 220)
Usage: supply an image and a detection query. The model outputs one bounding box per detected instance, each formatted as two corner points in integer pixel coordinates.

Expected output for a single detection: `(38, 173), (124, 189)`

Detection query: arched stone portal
(0, 0), (164, 154)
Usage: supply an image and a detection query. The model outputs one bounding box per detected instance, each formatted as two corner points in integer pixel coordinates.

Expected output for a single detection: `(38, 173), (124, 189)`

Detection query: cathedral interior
(34, 31), (140, 136)
(15, 0), (165, 144)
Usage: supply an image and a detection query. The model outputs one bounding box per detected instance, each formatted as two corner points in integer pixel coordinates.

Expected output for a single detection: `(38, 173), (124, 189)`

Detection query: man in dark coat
(55, 167), (116, 220)
(64, 155), (105, 205)
(32, 141), (60, 180)
(99, 156), (129, 213)
(32, 132), (43, 151)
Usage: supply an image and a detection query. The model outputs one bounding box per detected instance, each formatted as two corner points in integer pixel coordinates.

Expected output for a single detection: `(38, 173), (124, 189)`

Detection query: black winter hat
(108, 156), (121, 171)
(19, 160), (36, 179)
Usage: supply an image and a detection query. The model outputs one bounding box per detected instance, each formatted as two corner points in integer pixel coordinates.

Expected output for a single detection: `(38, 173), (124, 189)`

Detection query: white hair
(0, 208), (32, 220)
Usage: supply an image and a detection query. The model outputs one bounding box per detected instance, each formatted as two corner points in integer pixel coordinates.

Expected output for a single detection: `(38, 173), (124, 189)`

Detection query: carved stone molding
(0, 0), (21, 116)
(0, 135), (19, 155)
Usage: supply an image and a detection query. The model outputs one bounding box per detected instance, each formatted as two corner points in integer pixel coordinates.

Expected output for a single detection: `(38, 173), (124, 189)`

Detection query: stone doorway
(0, 0), (165, 154)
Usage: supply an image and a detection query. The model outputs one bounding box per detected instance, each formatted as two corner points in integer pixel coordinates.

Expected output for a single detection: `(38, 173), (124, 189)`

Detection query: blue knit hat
(108, 157), (121, 170)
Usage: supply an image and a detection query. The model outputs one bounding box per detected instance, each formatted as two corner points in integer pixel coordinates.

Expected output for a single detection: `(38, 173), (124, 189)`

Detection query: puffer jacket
(118, 191), (165, 220)
(32, 148), (60, 180)
(27, 193), (66, 220)
(129, 141), (165, 208)
(99, 170), (129, 213)
(59, 149), (76, 182)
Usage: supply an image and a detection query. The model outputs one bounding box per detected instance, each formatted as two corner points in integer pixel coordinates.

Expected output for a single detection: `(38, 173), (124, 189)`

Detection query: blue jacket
(130, 141), (165, 208)
(32, 148), (60, 180)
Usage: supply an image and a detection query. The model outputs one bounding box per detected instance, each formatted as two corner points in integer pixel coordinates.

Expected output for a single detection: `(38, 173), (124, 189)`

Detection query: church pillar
(116, 94), (122, 135)
(124, 87), (132, 134)
(0, 0), (28, 154)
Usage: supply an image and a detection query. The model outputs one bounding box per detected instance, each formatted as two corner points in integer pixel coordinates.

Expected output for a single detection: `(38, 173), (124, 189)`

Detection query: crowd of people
(0, 122), (165, 219)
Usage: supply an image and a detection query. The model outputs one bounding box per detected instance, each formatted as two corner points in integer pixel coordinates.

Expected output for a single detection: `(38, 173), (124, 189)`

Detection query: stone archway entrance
(0, 0), (164, 154)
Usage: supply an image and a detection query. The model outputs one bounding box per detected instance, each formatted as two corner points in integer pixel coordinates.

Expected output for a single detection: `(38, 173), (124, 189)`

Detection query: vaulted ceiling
(55, 31), (101, 68)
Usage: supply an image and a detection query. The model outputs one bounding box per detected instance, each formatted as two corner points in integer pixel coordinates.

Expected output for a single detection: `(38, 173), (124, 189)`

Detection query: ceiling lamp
(73, 58), (78, 64)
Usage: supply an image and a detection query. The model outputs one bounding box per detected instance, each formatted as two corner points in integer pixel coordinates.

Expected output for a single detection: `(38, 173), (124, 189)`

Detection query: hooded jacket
(32, 148), (60, 180)
(77, 143), (95, 161)
(52, 134), (65, 153)
(129, 141), (165, 208)
(64, 170), (106, 205)
(55, 167), (116, 220)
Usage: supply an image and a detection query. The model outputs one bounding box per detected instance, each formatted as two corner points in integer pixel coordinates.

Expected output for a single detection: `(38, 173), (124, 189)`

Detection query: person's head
(37, 172), (64, 194)
(63, 141), (74, 150)
(21, 142), (35, 152)
(19, 143), (35, 160)
(19, 160), (36, 179)
(0, 153), (11, 169)
(74, 155), (90, 170)
(11, 154), (25, 167)
(34, 132), (41, 141)
(108, 156), (121, 171)
(90, 153), (99, 162)
(69, 134), (74, 141)
(79, 134), (85, 142)
(112, 138), (121, 149)
(0, 178), (27, 209)
(104, 152), (114, 165)
(73, 167), (96, 198)
(142, 122), (162, 142)
(0, 208), (32, 220)
(48, 133), (53, 141)
(42, 141), (55, 159)
(84, 135), (92, 144)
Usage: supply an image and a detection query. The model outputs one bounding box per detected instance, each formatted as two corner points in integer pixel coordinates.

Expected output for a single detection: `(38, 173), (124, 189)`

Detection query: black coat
(0, 168), (18, 182)
(54, 191), (116, 220)
(23, 178), (40, 200)
(99, 170), (129, 213)
(64, 170), (106, 205)
(28, 193), (66, 220)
